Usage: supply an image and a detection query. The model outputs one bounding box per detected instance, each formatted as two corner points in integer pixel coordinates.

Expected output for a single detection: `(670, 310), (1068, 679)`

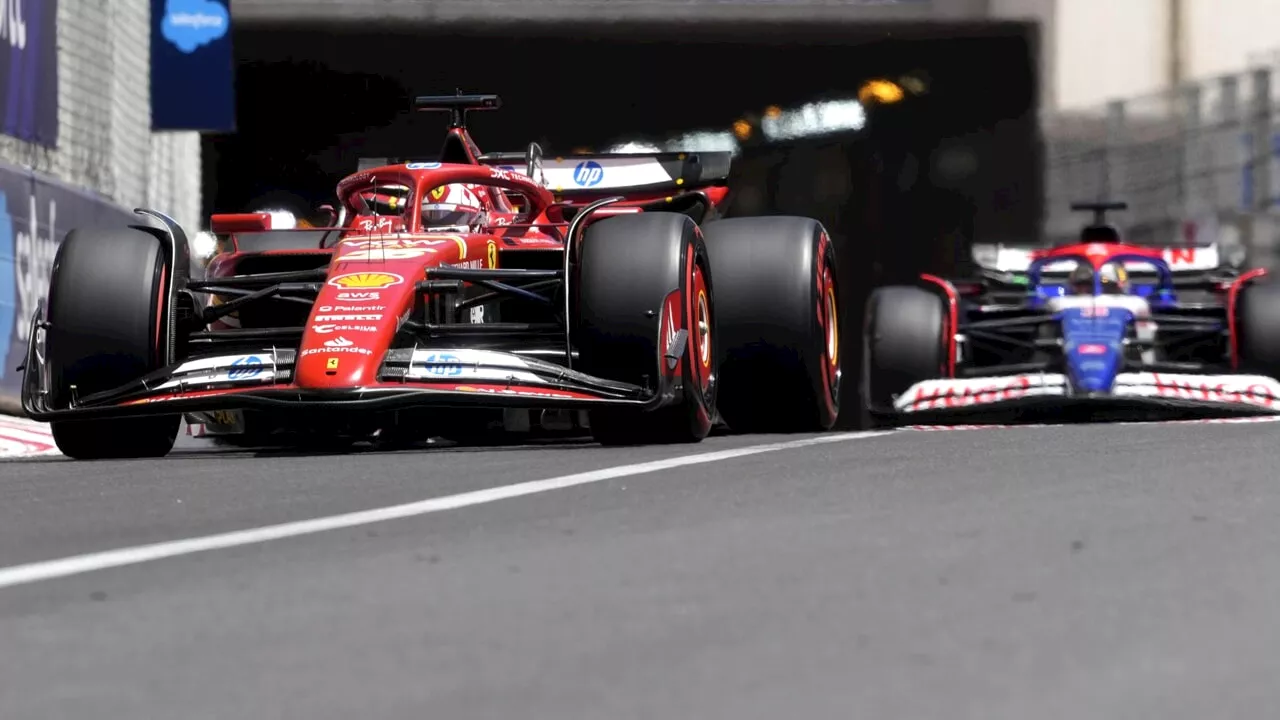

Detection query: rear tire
(863, 285), (946, 424)
(1236, 280), (1280, 376)
(46, 227), (180, 459)
(701, 216), (841, 432)
(576, 212), (717, 446)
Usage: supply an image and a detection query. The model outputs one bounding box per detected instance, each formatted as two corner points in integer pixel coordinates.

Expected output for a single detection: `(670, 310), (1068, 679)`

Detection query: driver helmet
(421, 183), (486, 232)
(1068, 263), (1094, 295)
(1098, 261), (1129, 294)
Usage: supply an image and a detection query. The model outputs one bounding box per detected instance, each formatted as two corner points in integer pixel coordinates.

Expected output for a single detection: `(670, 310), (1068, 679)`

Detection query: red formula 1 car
(21, 94), (841, 459)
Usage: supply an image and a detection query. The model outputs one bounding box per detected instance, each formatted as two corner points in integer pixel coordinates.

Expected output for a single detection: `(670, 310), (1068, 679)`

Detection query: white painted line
(0, 431), (892, 590)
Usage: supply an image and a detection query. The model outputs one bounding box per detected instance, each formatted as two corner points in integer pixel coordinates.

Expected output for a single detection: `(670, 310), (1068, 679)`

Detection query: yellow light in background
(732, 119), (752, 140)
(764, 105), (782, 119)
(571, 146), (592, 154)
(858, 79), (905, 105)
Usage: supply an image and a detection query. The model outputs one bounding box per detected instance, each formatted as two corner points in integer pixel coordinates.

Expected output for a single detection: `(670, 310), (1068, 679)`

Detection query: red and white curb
(0, 416), (58, 458)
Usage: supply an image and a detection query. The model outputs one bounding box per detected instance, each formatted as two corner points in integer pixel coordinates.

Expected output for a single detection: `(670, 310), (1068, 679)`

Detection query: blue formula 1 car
(863, 202), (1280, 423)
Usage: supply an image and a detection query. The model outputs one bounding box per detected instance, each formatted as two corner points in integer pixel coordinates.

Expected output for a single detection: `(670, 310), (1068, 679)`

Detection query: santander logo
(324, 336), (354, 348)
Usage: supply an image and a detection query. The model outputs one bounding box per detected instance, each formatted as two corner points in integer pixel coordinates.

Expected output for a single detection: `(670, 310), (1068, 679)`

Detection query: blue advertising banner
(151, 0), (235, 132)
(0, 0), (59, 147)
(0, 161), (133, 407)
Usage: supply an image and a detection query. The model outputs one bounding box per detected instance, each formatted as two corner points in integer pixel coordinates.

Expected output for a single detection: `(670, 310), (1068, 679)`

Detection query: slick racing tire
(1235, 279), (1280, 377)
(576, 212), (717, 446)
(46, 227), (180, 459)
(701, 216), (841, 432)
(863, 285), (946, 425)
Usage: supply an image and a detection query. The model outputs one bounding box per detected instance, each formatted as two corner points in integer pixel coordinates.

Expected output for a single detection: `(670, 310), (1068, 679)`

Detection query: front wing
(893, 372), (1280, 417)
(22, 346), (671, 421)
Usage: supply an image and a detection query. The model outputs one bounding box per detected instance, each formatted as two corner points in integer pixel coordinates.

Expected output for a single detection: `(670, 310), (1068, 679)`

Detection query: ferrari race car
(20, 93), (842, 459)
(864, 201), (1280, 423)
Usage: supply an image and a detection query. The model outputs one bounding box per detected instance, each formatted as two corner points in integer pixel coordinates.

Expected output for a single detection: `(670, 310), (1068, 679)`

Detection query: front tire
(46, 227), (180, 459)
(863, 285), (946, 424)
(1236, 280), (1280, 376)
(576, 212), (717, 446)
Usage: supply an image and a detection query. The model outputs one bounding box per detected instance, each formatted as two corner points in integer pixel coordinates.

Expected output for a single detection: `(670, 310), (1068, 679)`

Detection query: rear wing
(476, 152), (732, 195)
(353, 151), (733, 196)
(972, 242), (1222, 275)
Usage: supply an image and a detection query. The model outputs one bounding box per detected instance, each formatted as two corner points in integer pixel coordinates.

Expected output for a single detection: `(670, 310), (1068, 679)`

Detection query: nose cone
(1066, 341), (1122, 393)
(294, 270), (413, 389)
(1060, 305), (1130, 394)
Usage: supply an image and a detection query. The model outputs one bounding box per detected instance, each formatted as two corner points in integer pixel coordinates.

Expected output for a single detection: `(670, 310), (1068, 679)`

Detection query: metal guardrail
(1043, 50), (1280, 270)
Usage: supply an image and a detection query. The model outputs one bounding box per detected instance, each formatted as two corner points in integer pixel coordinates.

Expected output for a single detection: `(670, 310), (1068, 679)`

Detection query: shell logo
(327, 272), (405, 289)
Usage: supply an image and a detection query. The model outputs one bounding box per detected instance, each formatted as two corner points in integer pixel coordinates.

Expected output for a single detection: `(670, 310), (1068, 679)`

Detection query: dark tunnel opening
(211, 22), (1041, 427)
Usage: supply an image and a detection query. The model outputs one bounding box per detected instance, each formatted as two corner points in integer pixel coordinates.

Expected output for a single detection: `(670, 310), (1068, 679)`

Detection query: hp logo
(423, 353), (462, 377)
(573, 161), (604, 187)
(228, 355), (265, 380)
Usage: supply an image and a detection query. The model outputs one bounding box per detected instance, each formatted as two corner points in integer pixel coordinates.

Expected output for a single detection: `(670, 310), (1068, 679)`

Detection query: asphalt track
(2, 419), (1280, 718)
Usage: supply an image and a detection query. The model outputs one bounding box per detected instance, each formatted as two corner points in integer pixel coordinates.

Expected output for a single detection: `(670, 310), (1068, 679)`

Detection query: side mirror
(211, 212), (271, 234)
(316, 204), (338, 226)
(526, 142), (544, 185)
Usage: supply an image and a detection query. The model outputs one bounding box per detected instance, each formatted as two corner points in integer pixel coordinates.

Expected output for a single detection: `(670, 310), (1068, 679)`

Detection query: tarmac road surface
(2, 419), (1280, 719)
